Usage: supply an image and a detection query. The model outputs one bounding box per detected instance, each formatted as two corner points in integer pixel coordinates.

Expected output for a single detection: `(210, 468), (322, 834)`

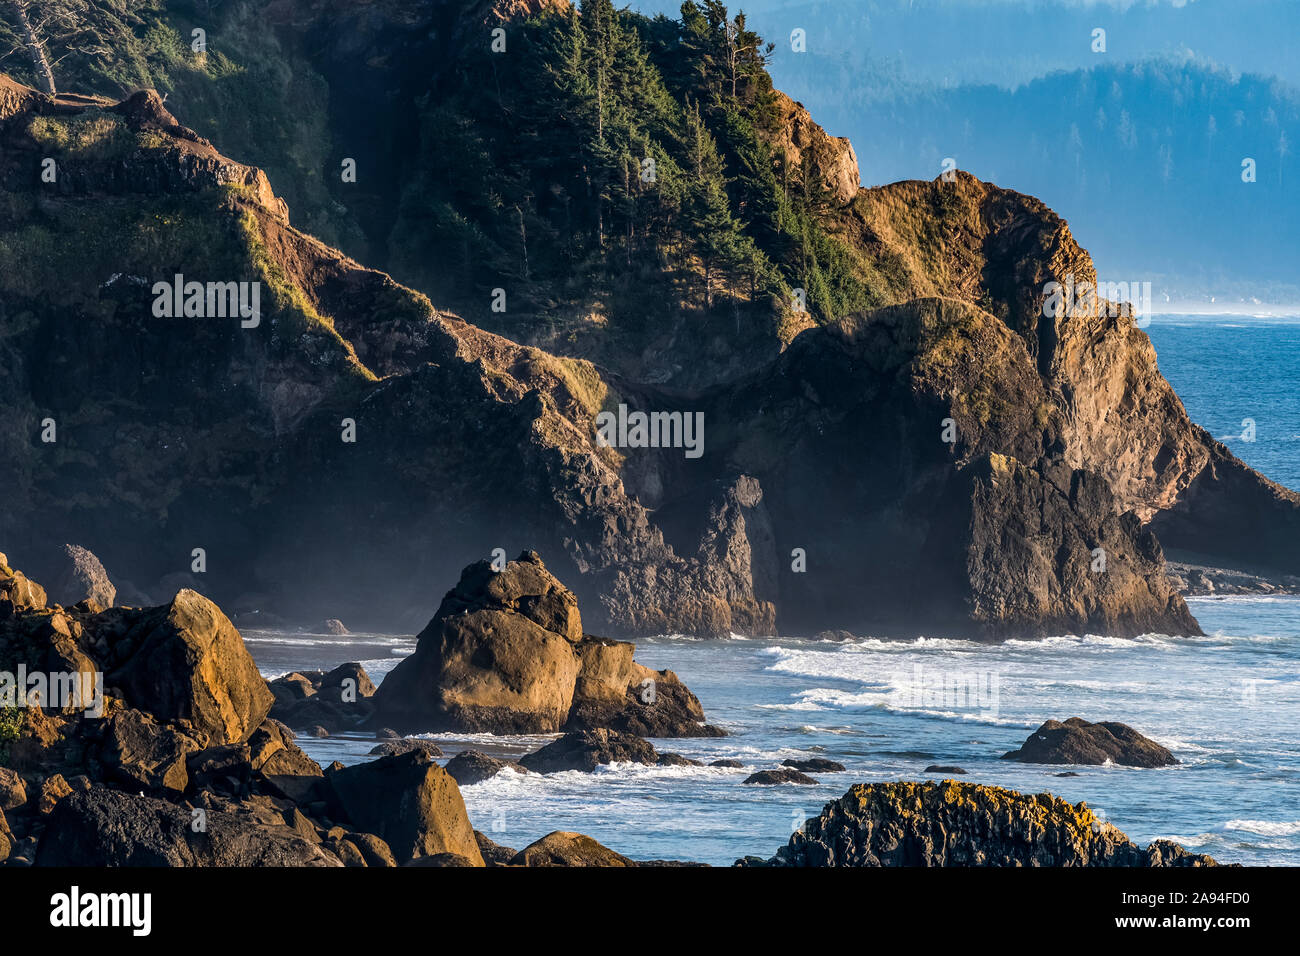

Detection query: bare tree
(1, 0), (111, 96)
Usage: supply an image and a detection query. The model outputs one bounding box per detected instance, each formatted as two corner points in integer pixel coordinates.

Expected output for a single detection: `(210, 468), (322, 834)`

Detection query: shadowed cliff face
(0, 66), (1283, 640)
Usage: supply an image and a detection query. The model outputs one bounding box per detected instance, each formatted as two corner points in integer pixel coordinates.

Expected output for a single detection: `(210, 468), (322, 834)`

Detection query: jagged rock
(518, 729), (657, 774)
(744, 769), (819, 786)
(509, 831), (635, 867)
(0, 767), (27, 810)
(48, 544), (116, 609)
(268, 664), (376, 733)
(656, 753), (702, 767)
(186, 744), (253, 797)
(35, 774), (72, 814)
(1002, 718), (1178, 768)
(36, 788), (340, 866)
(367, 739), (444, 759)
(0, 552), (46, 610)
(320, 619), (349, 635)
(96, 709), (203, 796)
(742, 781), (1219, 867)
(474, 830), (517, 866)
(324, 751), (483, 865)
(99, 590), (273, 744)
(247, 720), (322, 777)
(782, 758), (845, 773)
(376, 553), (717, 734)
(444, 749), (525, 785)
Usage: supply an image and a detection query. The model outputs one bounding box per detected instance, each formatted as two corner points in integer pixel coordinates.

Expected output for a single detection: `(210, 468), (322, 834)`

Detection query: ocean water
(243, 315), (1300, 866)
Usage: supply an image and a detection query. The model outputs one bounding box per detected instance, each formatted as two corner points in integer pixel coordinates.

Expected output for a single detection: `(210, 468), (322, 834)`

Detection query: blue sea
(245, 314), (1300, 866)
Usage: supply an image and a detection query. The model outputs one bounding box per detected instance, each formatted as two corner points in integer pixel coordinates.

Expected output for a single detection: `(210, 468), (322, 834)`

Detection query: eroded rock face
(742, 781), (1219, 867)
(1002, 718), (1178, 768)
(375, 552), (720, 734)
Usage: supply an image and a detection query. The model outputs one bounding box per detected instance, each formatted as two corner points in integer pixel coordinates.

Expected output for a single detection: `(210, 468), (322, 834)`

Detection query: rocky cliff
(0, 74), (1212, 639)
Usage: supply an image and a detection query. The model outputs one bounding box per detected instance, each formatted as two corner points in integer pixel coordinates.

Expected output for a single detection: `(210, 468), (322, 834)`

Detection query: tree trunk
(9, 2), (56, 95)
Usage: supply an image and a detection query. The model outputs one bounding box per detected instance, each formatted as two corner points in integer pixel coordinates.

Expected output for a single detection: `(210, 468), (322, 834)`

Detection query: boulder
(49, 544), (116, 609)
(1001, 718), (1178, 768)
(782, 758), (845, 773)
(375, 554), (582, 733)
(375, 552), (717, 736)
(186, 744), (253, 797)
(509, 831), (635, 867)
(474, 830), (517, 866)
(324, 751), (483, 865)
(0, 552), (46, 610)
(924, 765), (968, 775)
(247, 720), (323, 777)
(518, 729), (658, 774)
(444, 749), (526, 785)
(103, 590), (273, 744)
(320, 619), (350, 635)
(367, 739), (444, 758)
(741, 781), (1219, 867)
(96, 709), (203, 796)
(656, 753), (702, 767)
(319, 662), (375, 699)
(744, 769), (819, 785)
(0, 767), (27, 810)
(36, 788), (341, 866)
(710, 759), (744, 768)
(35, 773), (73, 814)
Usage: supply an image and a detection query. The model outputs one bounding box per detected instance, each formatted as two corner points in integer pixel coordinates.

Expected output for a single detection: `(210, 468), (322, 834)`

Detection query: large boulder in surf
(374, 552), (718, 735)
(323, 751), (484, 865)
(518, 729), (658, 774)
(99, 590), (274, 744)
(1001, 718), (1178, 768)
(740, 781), (1217, 867)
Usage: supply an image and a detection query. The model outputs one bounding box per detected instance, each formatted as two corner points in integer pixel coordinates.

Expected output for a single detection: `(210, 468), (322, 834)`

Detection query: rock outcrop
(518, 729), (659, 774)
(374, 552), (720, 734)
(48, 544), (116, 609)
(740, 781), (1219, 867)
(509, 831), (635, 868)
(1002, 718), (1178, 768)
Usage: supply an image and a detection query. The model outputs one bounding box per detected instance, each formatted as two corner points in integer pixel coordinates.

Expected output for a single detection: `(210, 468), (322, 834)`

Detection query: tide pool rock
(740, 781), (1218, 867)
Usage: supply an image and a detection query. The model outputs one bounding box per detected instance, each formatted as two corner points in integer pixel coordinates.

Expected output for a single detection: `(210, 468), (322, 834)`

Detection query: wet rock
(368, 739), (444, 759)
(1002, 718), (1178, 768)
(742, 781), (1220, 867)
(782, 758), (845, 773)
(443, 749), (525, 785)
(376, 552), (717, 736)
(709, 759), (744, 768)
(656, 753), (702, 767)
(518, 729), (658, 774)
(744, 769), (819, 785)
